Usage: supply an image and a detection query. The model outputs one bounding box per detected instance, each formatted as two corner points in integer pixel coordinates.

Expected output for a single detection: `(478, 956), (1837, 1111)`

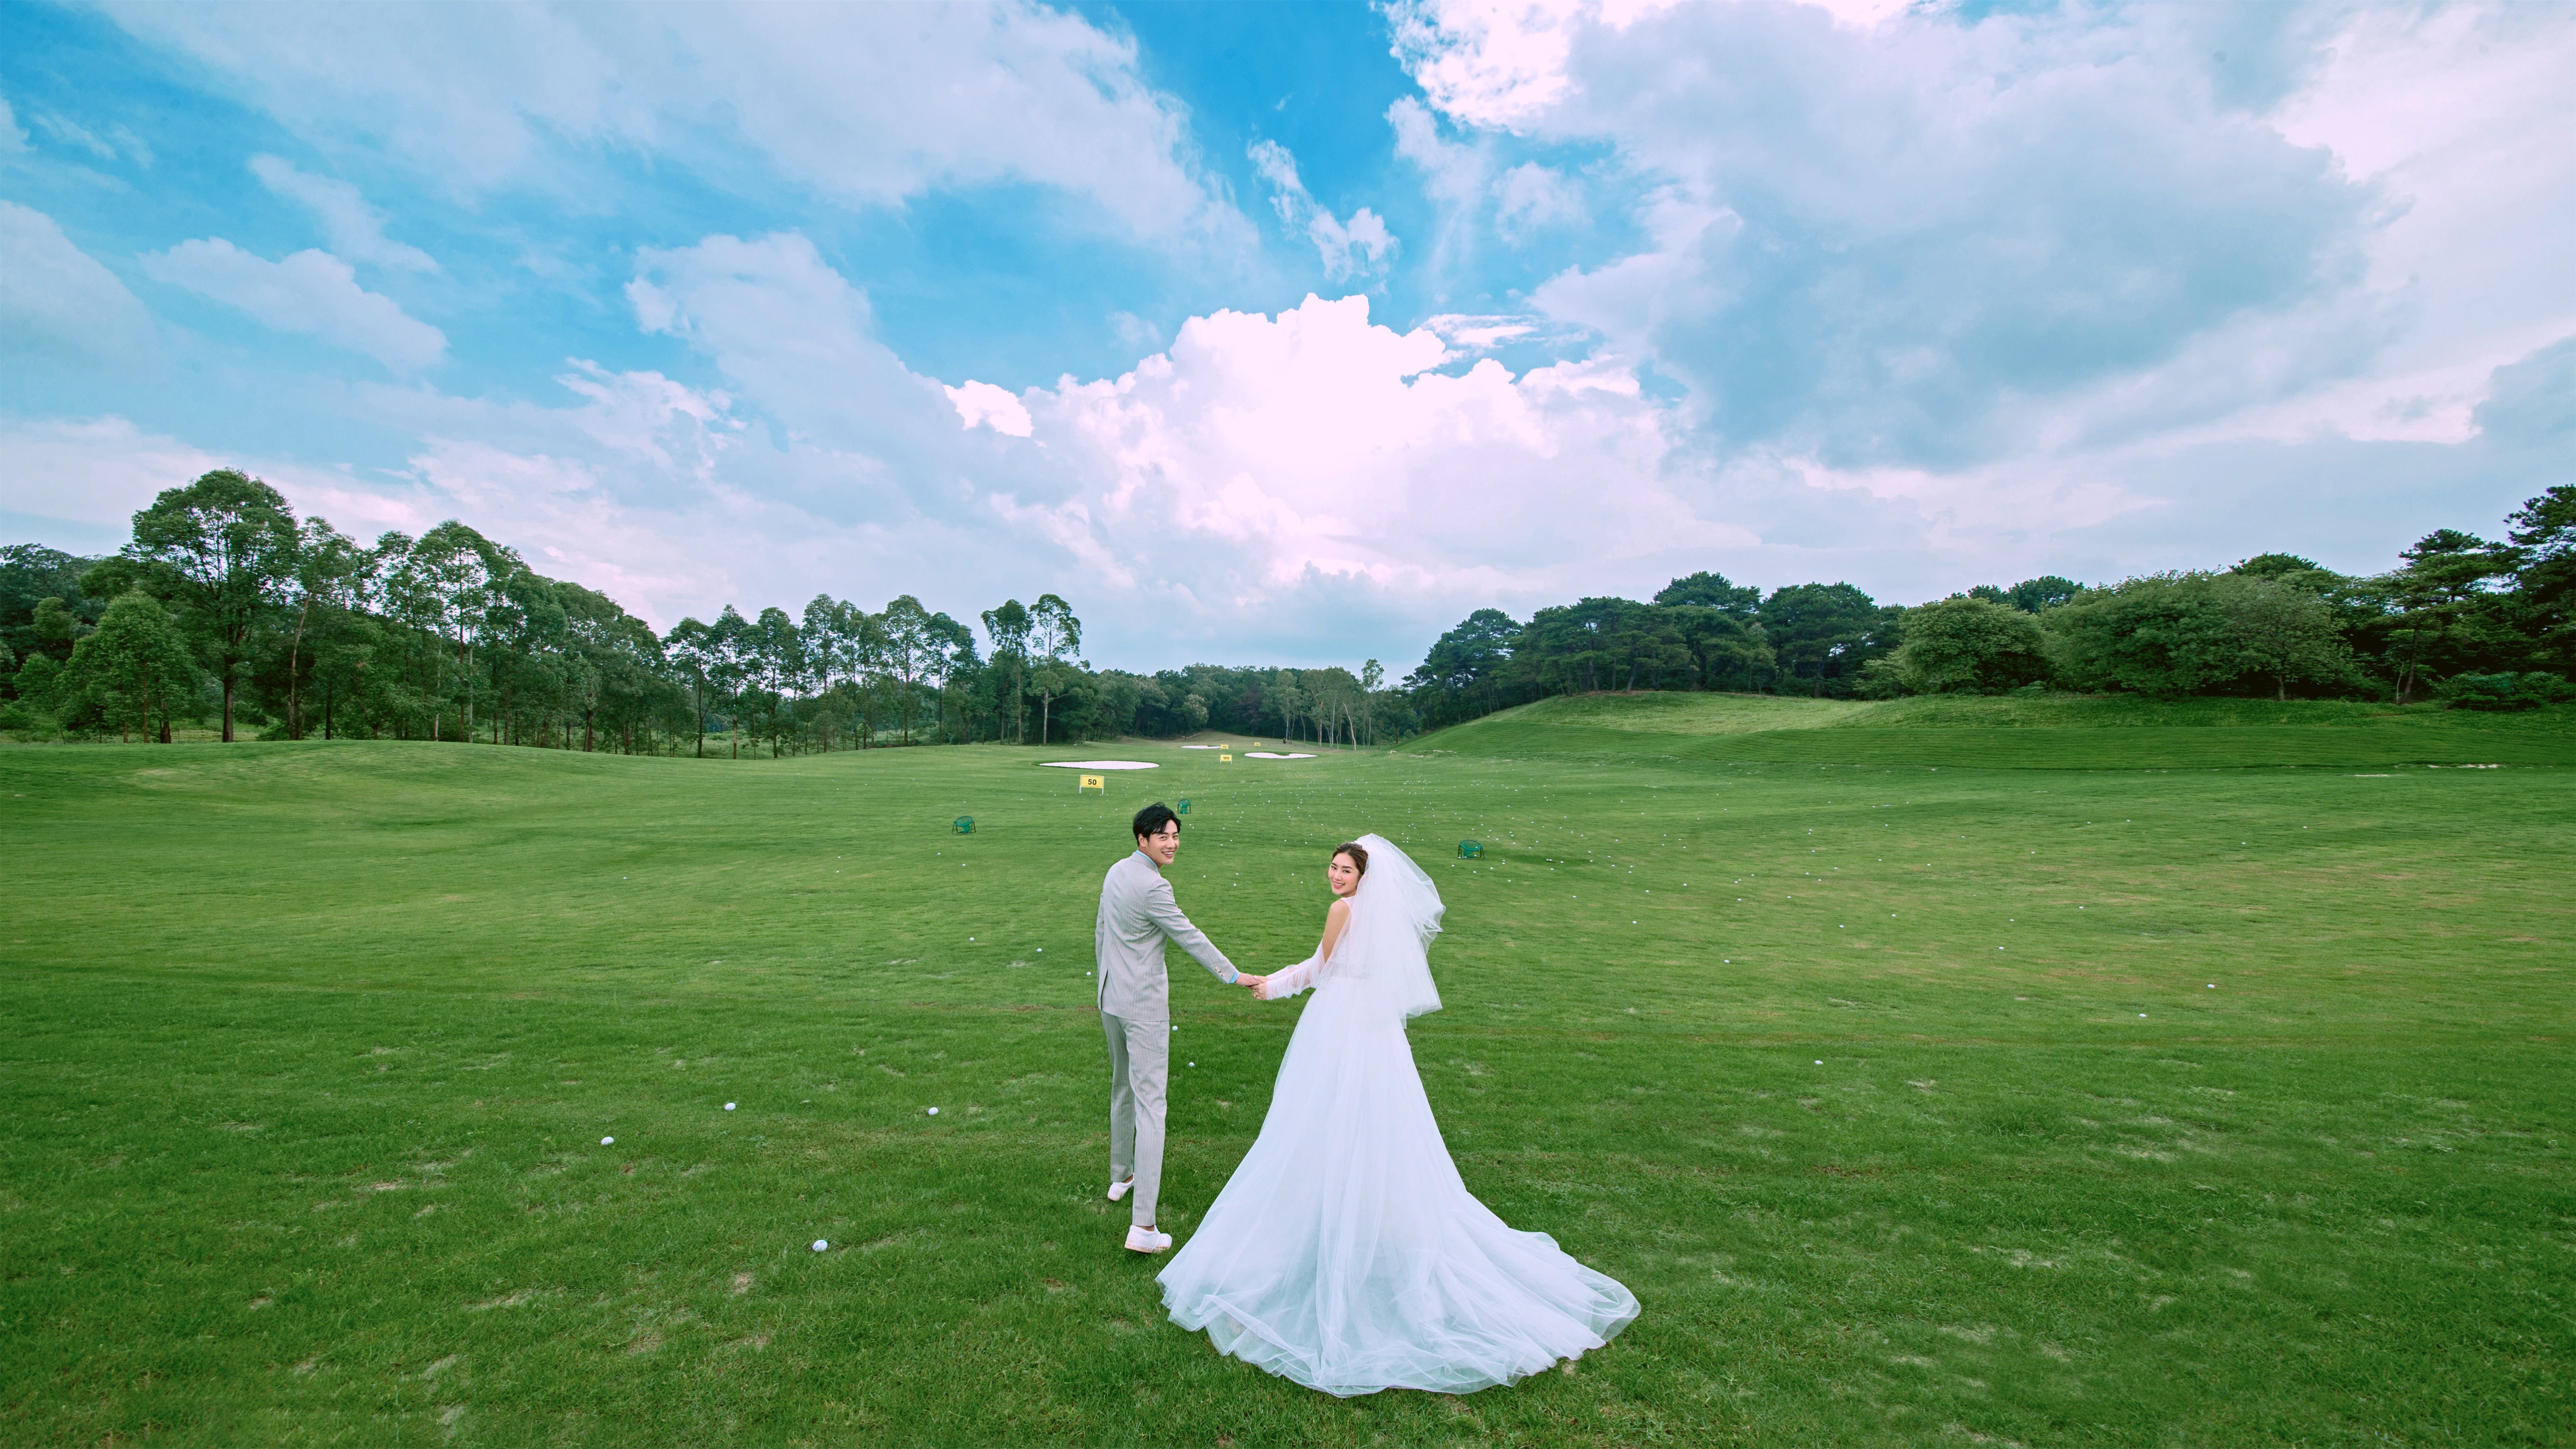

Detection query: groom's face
(1139, 823), (1181, 868)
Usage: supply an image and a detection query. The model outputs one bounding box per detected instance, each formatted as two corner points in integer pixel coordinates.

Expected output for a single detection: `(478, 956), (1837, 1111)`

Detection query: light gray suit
(1096, 849), (1238, 1228)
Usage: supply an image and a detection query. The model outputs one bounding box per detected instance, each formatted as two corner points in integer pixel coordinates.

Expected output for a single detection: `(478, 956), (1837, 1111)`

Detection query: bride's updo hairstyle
(1332, 841), (1370, 877)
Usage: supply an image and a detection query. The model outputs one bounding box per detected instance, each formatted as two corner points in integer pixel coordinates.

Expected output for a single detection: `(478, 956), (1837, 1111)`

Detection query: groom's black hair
(1133, 803), (1181, 842)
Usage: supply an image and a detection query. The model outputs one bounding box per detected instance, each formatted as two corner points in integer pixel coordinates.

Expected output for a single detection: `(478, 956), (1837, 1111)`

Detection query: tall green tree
(277, 518), (368, 739)
(2367, 531), (2515, 703)
(2216, 574), (2354, 701)
(2045, 574), (2240, 697)
(664, 616), (723, 756)
(881, 595), (942, 746)
(57, 592), (199, 743)
(980, 598), (1031, 742)
(124, 469), (301, 741)
(2505, 484), (2576, 671)
(0, 544), (104, 668)
(1027, 593), (1081, 745)
(1666, 605), (1774, 691)
(1404, 609), (1526, 725)
(1758, 583), (1896, 696)
(1889, 596), (2050, 693)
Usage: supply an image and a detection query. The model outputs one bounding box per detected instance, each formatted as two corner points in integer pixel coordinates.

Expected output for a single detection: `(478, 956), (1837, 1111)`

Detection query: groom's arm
(1143, 875), (1241, 984)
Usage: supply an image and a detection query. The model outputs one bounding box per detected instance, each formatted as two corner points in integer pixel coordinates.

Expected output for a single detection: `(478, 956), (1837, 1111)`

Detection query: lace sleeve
(1258, 953), (1323, 1000)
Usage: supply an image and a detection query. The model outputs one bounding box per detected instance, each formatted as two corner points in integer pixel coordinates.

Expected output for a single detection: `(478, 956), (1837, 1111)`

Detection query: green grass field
(4, 697), (2571, 1446)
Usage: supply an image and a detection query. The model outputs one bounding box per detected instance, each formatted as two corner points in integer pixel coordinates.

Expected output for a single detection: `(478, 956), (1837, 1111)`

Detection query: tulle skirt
(1157, 978), (1639, 1396)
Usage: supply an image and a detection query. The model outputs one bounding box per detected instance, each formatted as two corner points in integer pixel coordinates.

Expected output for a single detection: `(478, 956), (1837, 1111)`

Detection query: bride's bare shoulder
(1325, 897), (1352, 920)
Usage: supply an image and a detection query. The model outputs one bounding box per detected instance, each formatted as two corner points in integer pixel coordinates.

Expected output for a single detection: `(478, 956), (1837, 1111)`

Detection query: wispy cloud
(249, 155), (439, 273)
(142, 239), (445, 370)
(28, 108), (154, 166)
(0, 201), (159, 371)
(1248, 140), (1397, 281)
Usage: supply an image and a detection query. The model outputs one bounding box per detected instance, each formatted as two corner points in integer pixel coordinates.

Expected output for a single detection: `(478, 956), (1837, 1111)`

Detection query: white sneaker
(1107, 1177), (1134, 1202)
(1124, 1224), (1172, 1254)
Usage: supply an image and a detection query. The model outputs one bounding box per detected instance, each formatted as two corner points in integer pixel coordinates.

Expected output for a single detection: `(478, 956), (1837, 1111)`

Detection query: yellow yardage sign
(1078, 774), (1106, 794)
(1218, 753), (1233, 762)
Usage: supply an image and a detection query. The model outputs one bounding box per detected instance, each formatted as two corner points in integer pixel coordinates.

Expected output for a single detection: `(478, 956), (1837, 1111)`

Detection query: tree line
(1403, 485), (2576, 725)
(0, 470), (1419, 751)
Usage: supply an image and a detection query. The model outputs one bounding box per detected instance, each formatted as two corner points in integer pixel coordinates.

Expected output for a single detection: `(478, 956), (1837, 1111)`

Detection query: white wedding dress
(1157, 835), (1638, 1396)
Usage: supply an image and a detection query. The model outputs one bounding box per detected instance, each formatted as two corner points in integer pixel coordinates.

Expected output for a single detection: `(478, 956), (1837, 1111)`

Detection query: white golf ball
(601, 1136), (614, 1145)
(927, 1107), (939, 1116)
(811, 1239), (828, 1252)
(1814, 1060), (1824, 1066)
(724, 1103), (736, 1111)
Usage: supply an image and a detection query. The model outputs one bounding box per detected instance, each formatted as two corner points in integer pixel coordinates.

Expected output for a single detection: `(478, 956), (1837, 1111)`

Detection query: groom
(1096, 802), (1264, 1253)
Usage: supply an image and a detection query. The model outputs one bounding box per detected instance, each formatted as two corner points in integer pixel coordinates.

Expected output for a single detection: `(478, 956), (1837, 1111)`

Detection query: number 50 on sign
(1078, 774), (1106, 794)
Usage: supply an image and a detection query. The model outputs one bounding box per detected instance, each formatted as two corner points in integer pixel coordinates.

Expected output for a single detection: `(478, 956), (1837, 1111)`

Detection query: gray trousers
(1101, 1010), (1168, 1229)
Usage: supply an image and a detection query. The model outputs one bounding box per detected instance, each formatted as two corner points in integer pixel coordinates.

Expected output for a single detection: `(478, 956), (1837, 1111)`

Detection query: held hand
(1237, 974), (1269, 995)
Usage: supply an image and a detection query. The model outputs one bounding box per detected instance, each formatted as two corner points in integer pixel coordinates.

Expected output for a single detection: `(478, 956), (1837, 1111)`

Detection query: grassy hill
(1418, 690), (2576, 769)
(3, 737), (2569, 1445)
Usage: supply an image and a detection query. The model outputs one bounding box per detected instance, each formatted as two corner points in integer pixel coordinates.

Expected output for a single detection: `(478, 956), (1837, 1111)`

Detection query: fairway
(4, 714), (2570, 1446)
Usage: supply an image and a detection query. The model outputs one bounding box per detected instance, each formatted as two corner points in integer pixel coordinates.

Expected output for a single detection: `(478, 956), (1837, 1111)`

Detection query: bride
(1157, 835), (1639, 1396)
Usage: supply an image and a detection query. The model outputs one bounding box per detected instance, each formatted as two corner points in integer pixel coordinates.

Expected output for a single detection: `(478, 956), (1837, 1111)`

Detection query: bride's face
(1327, 853), (1361, 898)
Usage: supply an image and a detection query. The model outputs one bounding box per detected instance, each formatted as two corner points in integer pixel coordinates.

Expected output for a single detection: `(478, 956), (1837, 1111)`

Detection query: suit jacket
(1096, 851), (1237, 1022)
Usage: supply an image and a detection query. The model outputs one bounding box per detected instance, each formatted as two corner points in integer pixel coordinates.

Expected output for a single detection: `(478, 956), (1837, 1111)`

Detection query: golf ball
(927, 1107), (939, 1116)
(724, 1103), (736, 1111)
(811, 1239), (828, 1252)
(601, 1136), (614, 1145)
(1814, 1060), (1824, 1066)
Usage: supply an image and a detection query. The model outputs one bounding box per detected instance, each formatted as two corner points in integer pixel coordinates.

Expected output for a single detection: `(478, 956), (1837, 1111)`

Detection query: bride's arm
(1257, 899), (1351, 1000)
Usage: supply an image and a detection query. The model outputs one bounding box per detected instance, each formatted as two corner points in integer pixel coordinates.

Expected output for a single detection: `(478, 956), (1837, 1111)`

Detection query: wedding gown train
(1156, 835), (1638, 1397)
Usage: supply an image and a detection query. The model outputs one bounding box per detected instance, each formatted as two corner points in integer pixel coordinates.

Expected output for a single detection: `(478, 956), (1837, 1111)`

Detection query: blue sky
(4, 0), (2572, 670)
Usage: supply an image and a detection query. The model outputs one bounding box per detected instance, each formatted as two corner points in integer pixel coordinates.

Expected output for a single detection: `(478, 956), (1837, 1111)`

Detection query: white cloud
(1424, 313), (1537, 351)
(1021, 294), (1732, 617)
(27, 109), (154, 166)
(624, 231), (973, 525)
(1248, 140), (1397, 280)
(141, 238), (447, 370)
(1109, 310), (1164, 353)
(104, 1), (1249, 246)
(1393, 1), (2576, 498)
(1493, 161), (1581, 239)
(249, 155), (439, 273)
(1385, 0), (1589, 131)
(0, 95), (27, 153)
(0, 200), (159, 371)
(0, 416), (218, 532)
(946, 380), (1034, 437)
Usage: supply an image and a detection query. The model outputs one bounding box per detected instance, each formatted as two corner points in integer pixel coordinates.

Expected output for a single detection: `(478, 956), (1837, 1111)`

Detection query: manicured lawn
(3, 711), (2569, 1446)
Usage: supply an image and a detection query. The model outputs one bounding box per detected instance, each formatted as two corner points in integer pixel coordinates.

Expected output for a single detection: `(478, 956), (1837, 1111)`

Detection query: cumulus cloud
(0, 200), (160, 371)
(1392, 1), (2576, 486)
(1017, 294), (1735, 628)
(1249, 140), (1398, 281)
(104, 1), (1249, 246)
(947, 380), (1034, 437)
(1511, 5), (2372, 467)
(1385, 0), (1595, 131)
(142, 238), (446, 369)
(249, 155), (439, 273)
